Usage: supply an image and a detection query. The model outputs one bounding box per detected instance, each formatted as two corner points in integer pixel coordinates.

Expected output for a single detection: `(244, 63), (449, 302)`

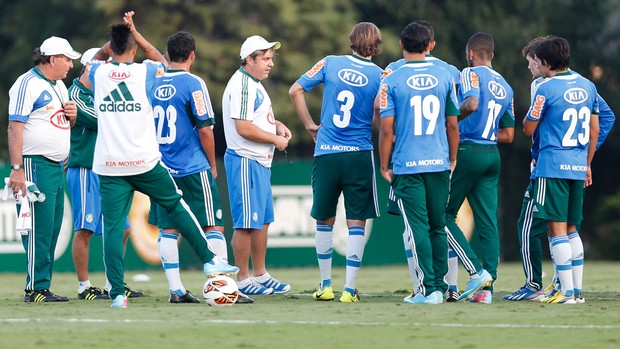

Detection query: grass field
(1, 262), (619, 349)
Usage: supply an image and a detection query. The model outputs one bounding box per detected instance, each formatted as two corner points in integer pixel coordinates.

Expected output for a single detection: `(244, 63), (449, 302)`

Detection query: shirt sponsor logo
(99, 82), (142, 112)
(108, 70), (131, 80)
(381, 68), (393, 80)
(319, 144), (360, 151)
(306, 59), (326, 78)
(529, 95), (545, 119)
(564, 88), (588, 104)
(379, 84), (388, 109)
(192, 91), (207, 116)
(560, 164), (587, 171)
(407, 74), (438, 90)
(405, 159), (444, 167)
(105, 160), (147, 167)
(49, 110), (70, 130)
(338, 69), (368, 87)
(470, 71), (479, 88)
(488, 81), (507, 99)
(154, 84), (176, 101)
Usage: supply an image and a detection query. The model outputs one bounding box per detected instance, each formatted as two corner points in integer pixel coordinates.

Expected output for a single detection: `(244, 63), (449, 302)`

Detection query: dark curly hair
(110, 23), (136, 55)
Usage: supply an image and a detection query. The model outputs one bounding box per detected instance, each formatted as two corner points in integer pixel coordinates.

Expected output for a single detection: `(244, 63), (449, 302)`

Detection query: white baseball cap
(240, 35), (281, 60)
(80, 47), (100, 65)
(40, 36), (81, 59)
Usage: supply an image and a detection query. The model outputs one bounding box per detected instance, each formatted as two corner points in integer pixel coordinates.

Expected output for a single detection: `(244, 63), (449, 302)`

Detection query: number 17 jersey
(296, 55), (383, 157)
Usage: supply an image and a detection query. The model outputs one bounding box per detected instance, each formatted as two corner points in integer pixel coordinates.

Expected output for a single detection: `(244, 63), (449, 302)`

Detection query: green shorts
(151, 169), (224, 229)
(311, 151), (380, 221)
(532, 177), (584, 225)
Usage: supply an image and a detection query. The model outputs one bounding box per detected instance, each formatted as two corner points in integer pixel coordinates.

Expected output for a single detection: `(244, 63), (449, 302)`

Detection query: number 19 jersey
(296, 55), (383, 156)
(151, 70), (215, 177)
(380, 61), (460, 175)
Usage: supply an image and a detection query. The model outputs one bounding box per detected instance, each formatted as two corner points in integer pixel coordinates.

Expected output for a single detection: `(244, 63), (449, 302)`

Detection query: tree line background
(1, 0), (619, 260)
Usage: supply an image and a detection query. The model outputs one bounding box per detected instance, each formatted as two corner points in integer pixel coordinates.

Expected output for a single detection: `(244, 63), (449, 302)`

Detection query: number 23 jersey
(296, 55), (382, 156)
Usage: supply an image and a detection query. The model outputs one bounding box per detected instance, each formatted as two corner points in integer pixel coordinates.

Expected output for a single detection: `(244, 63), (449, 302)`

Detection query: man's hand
(8, 169), (26, 200)
(123, 11), (136, 32)
(381, 168), (393, 184)
(274, 135), (289, 151)
(276, 121), (292, 140)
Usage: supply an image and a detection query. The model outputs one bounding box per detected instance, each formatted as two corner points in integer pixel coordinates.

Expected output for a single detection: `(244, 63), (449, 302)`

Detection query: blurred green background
(1, 0), (620, 260)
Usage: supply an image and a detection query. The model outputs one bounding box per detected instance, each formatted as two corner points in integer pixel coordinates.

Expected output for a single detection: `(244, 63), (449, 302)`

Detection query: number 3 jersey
(380, 61), (459, 175)
(525, 71), (599, 180)
(296, 55), (383, 157)
(90, 60), (165, 176)
(151, 70), (216, 177)
(458, 66), (515, 144)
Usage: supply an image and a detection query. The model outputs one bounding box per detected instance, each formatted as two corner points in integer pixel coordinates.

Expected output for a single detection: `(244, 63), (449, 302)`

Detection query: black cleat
(104, 283), (145, 298)
(24, 289), (69, 303)
(78, 286), (110, 300)
(446, 289), (460, 302)
(235, 292), (254, 304)
(169, 290), (200, 304)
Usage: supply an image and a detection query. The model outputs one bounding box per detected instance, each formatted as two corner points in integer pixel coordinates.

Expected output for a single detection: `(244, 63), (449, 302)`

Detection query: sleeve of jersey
(145, 61), (166, 94)
(459, 67), (480, 99)
(378, 82), (395, 118)
(88, 62), (102, 92)
(230, 75), (256, 121)
(445, 81), (460, 117)
(8, 76), (34, 122)
(597, 95), (616, 148)
(191, 76), (216, 128)
(499, 90), (516, 128)
(297, 58), (327, 92)
(526, 90), (546, 122)
(69, 86), (98, 129)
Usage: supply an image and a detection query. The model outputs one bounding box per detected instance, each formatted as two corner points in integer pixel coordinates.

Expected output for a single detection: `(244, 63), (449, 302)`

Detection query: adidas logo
(348, 254), (361, 261)
(99, 82), (142, 112)
(532, 206), (538, 212)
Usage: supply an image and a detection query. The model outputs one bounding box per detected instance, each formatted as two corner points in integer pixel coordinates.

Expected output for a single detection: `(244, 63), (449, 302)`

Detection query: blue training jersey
(151, 70), (216, 177)
(526, 71), (599, 180)
(459, 66), (515, 144)
(296, 55), (383, 156)
(380, 61), (460, 175)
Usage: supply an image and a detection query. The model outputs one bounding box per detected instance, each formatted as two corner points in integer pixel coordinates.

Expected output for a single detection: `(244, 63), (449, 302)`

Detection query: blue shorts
(67, 167), (130, 235)
(224, 150), (274, 230)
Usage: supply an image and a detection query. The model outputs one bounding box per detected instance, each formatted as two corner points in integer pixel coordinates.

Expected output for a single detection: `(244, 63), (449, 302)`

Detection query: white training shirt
(222, 69), (276, 168)
(90, 60), (165, 176)
(8, 68), (71, 162)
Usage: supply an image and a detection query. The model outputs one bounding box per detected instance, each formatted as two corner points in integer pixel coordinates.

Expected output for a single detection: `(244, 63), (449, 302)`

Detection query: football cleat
(312, 285), (335, 301)
(543, 282), (558, 295)
(24, 289), (69, 303)
(104, 283), (145, 298)
(540, 291), (576, 304)
(339, 289), (360, 303)
(203, 258), (239, 276)
(237, 279), (274, 295)
(446, 289), (460, 302)
(169, 290), (200, 304)
(471, 290), (492, 304)
(458, 269), (493, 302)
(502, 286), (544, 301)
(235, 291), (254, 304)
(429, 290), (444, 304)
(574, 291), (586, 304)
(254, 273), (290, 294)
(403, 292), (415, 302)
(111, 295), (128, 309)
(78, 286), (110, 300)
(403, 292), (436, 305)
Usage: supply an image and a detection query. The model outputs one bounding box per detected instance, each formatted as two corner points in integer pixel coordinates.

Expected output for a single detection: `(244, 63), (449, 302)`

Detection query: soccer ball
(203, 275), (239, 306)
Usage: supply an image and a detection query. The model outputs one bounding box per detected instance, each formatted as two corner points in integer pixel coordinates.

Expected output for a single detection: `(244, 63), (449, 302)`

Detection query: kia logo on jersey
(108, 70), (131, 80)
(49, 110), (70, 130)
(488, 81), (507, 99)
(407, 74), (438, 90)
(338, 69), (368, 87)
(154, 85), (176, 101)
(564, 88), (588, 104)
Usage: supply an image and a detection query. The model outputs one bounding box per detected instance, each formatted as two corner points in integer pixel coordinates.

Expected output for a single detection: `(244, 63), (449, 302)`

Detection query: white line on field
(2, 318), (619, 329)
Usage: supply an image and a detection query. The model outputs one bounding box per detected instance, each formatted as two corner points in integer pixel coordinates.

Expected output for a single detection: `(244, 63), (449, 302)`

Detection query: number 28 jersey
(525, 71), (598, 180)
(151, 70), (215, 177)
(296, 55), (383, 157)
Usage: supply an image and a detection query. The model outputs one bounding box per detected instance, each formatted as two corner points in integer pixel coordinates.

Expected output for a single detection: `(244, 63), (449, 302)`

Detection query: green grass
(1, 262), (619, 349)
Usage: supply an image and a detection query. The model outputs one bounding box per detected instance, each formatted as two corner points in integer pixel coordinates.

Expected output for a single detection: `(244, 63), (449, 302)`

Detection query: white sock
(344, 226), (365, 293)
(158, 230), (185, 294)
(78, 279), (91, 293)
(315, 222), (333, 288)
(447, 247), (459, 291)
(568, 230), (584, 292)
(548, 235), (558, 285)
(550, 235), (573, 296)
(402, 230), (420, 292)
(205, 230), (228, 260)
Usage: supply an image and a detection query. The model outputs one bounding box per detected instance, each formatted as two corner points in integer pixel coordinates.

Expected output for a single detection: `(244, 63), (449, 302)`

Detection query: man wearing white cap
(7, 36), (80, 302)
(67, 48), (143, 301)
(222, 35), (293, 296)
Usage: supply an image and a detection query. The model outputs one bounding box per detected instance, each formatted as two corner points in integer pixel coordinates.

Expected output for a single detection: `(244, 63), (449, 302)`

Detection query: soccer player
(90, 12), (237, 308)
(444, 32), (515, 303)
(378, 20), (461, 302)
(222, 35), (292, 296)
(289, 22), (383, 303)
(68, 47), (143, 300)
(379, 22), (459, 304)
(150, 31), (240, 304)
(504, 37), (615, 302)
(522, 36), (599, 304)
(7, 36), (80, 302)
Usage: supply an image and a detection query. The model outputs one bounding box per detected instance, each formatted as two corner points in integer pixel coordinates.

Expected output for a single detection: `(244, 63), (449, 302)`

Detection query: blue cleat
(458, 269), (493, 302)
(237, 278), (274, 295)
(254, 273), (291, 294)
(502, 286), (543, 301)
(404, 292), (437, 304)
(203, 257), (239, 276)
(111, 295), (127, 309)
